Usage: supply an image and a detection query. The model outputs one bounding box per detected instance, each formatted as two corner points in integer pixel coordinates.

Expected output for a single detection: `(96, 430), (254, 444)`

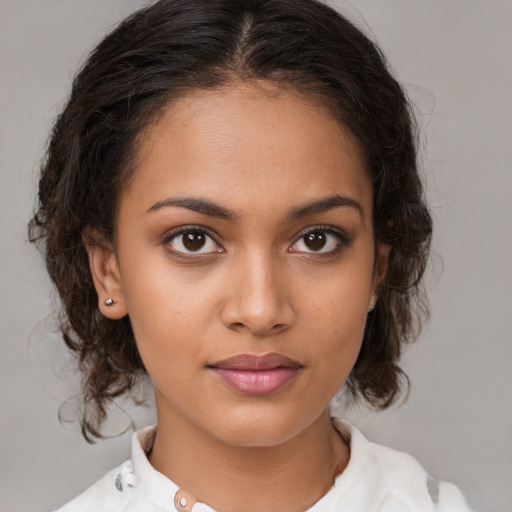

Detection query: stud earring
(105, 298), (116, 306)
(368, 295), (377, 312)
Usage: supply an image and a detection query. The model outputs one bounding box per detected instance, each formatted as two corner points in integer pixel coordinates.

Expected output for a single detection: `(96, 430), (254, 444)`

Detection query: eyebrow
(287, 194), (363, 220)
(146, 197), (238, 220)
(146, 194), (363, 221)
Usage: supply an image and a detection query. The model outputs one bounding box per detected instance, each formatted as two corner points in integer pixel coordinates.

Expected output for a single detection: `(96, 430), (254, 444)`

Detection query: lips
(208, 353), (302, 396)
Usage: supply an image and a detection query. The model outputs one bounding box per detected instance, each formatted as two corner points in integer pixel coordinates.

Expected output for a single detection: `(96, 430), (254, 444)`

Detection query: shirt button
(174, 488), (197, 511)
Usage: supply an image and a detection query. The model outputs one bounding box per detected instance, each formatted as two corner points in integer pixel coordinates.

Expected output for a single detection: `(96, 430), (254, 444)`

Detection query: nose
(221, 250), (295, 336)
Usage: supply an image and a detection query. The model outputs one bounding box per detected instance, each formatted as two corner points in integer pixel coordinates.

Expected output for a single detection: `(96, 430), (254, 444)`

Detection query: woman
(29, 0), (470, 510)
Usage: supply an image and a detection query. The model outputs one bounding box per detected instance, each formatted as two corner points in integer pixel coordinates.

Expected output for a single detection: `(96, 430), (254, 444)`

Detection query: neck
(148, 399), (349, 512)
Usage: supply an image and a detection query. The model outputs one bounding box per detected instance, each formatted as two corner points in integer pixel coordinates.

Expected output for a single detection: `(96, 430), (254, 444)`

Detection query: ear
(82, 227), (128, 320)
(369, 241), (391, 311)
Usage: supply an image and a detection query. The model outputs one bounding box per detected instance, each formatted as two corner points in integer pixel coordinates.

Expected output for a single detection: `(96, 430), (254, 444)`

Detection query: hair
(29, 0), (432, 442)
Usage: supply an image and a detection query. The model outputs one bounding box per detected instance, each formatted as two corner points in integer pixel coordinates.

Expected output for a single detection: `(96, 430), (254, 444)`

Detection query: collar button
(174, 488), (197, 511)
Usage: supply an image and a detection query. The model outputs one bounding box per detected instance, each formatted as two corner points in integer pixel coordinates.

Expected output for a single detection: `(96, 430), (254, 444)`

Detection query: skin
(86, 81), (386, 512)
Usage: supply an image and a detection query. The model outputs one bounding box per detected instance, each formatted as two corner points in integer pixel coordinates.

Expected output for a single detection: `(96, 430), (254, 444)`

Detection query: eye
(290, 228), (347, 254)
(165, 228), (222, 255)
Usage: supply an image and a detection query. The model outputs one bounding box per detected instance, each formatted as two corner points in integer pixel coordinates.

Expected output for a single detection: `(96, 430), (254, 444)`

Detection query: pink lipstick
(208, 353), (302, 396)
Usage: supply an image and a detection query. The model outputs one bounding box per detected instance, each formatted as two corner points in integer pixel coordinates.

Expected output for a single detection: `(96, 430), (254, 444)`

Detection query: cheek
(120, 243), (216, 324)
(299, 265), (372, 379)
(119, 263), (216, 368)
(307, 314), (366, 403)
(300, 259), (373, 333)
(313, 304), (367, 369)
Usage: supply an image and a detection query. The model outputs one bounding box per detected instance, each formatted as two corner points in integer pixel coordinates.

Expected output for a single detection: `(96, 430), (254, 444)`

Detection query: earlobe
(82, 228), (128, 320)
(376, 242), (391, 280)
(370, 242), (391, 310)
(368, 294), (377, 312)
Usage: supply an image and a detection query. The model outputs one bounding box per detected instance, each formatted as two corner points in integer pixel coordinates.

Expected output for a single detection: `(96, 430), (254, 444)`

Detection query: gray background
(1, 1), (511, 511)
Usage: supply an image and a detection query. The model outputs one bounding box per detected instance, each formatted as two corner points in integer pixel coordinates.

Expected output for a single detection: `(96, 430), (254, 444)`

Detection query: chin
(206, 408), (316, 448)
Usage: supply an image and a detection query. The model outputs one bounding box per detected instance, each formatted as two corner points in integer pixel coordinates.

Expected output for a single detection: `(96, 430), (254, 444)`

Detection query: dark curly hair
(29, 0), (432, 442)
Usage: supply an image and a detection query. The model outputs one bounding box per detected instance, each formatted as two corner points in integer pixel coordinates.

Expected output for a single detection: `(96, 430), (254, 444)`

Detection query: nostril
(229, 322), (246, 332)
(227, 321), (287, 335)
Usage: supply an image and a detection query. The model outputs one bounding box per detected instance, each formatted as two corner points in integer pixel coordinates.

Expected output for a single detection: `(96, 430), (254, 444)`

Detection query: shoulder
(328, 418), (471, 512)
(54, 461), (135, 512)
(54, 425), (178, 512)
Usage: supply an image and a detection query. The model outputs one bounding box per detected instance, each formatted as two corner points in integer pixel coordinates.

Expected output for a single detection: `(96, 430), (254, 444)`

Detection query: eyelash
(162, 225), (222, 259)
(289, 225), (351, 257)
(162, 225), (351, 259)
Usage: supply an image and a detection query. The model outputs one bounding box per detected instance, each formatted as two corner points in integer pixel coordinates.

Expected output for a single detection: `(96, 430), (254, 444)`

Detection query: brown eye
(304, 231), (327, 251)
(166, 228), (221, 254)
(183, 231), (206, 251)
(290, 228), (344, 255)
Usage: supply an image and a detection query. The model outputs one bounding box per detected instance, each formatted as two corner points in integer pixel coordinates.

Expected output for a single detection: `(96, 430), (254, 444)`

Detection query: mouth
(207, 353), (303, 396)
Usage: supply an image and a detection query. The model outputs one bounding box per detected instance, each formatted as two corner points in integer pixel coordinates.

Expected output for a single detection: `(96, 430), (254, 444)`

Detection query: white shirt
(55, 419), (471, 512)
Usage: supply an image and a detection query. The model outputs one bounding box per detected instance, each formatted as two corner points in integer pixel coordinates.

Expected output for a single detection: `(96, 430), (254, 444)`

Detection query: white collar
(128, 418), (371, 512)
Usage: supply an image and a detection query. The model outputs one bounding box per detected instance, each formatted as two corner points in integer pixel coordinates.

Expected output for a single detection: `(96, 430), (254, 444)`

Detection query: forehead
(125, 81), (372, 219)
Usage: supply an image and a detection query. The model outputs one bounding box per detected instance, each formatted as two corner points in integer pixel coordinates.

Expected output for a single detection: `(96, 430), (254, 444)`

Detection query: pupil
(305, 232), (326, 251)
(183, 231), (206, 251)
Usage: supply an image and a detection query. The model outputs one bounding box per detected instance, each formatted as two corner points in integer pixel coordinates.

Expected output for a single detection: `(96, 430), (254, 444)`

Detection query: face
(93, 82), (381, 447)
